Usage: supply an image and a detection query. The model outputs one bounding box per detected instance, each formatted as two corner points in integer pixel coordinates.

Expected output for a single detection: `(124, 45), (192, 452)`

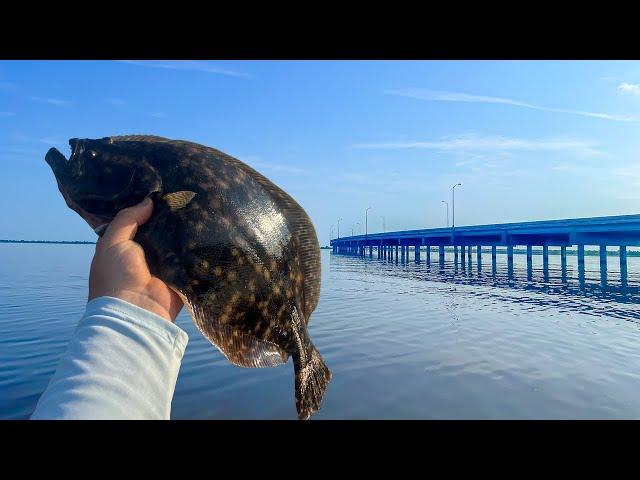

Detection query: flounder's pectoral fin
(162, 191), (197, 211)
(177, 291), (289, 368)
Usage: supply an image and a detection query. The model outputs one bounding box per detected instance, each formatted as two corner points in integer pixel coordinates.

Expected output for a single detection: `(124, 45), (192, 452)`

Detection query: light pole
(350, 228), (354, 236)
(356, 222), (361, 235)
(441, 200), (449, 227)
(337, 218), (342, 239)
(380, 216), (386, 233)
(365, 207), (371, 237)
(452, 183), (462, 229)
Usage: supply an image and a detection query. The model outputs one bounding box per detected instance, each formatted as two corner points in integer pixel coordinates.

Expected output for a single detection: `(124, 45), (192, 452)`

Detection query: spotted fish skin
(44, 135), (330, 419)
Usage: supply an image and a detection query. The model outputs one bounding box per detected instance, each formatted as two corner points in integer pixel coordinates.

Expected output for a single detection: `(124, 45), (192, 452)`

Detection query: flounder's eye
(90, 151), (97, 158)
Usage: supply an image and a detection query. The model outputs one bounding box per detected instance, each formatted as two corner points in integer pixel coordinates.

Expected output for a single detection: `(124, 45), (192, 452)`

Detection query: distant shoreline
(1, 241), (637, 256)
(0, 240), (96, 245)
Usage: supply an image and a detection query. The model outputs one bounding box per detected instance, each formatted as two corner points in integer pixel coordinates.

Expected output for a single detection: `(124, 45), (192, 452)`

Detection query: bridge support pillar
(526, 245), (532, 269)
(439, 245), (445, 264)
(560, 246), (567, 274)
(507, 245), (514, 276)
(577, 244), (585, 273)
(577, 244), (586, 288)
(476, 245), (482, 272)
(492, 246), (497, 273)
(415, 245), (420, 262)
(620, 246), (628, 287)
(543, 245), (549, 279)
(395, 244), (399, 262)
(467, 245), (472, 268)
(600, 245), (607, 284)
(454, 245), (458, 263)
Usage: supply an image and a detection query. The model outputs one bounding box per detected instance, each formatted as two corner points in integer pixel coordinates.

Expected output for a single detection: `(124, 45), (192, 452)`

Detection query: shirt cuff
(83, 296), (189, 353)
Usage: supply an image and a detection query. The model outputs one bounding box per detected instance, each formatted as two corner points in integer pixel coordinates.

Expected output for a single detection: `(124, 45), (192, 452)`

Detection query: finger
(99, 197), (153, 250)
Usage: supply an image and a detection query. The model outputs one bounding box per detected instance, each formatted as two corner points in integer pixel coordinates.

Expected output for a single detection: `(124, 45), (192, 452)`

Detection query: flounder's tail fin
(293, 344), (332, 420)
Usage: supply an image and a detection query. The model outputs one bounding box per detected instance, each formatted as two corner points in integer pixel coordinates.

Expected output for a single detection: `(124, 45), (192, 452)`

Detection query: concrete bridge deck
(330, 214), (640, 284)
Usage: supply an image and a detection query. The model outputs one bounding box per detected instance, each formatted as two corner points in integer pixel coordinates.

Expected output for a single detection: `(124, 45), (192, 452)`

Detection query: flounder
(45, 135), (330, 419)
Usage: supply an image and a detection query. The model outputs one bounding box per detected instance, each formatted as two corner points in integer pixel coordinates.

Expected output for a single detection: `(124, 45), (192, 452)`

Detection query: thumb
(98, 197), (154, 250)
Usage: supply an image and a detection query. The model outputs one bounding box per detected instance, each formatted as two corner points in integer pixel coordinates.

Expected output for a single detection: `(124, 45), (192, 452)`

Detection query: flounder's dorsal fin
(176, 290), (289, 368)
(109, 135), (171, 143)
(162, 191), (196, 210)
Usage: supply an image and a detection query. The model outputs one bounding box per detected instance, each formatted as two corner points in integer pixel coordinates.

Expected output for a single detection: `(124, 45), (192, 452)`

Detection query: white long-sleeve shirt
(31, 296), (189, 420)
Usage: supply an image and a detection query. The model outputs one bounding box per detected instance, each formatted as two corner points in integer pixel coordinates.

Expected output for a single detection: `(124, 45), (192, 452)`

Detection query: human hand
(88, 197), (184, 322)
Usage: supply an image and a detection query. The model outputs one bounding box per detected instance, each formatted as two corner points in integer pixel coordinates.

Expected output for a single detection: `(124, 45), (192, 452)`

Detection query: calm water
(2, 244), (640, 419)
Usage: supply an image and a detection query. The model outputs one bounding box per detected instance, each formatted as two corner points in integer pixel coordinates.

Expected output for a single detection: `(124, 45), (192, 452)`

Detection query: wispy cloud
(612, 165), (640, 182)
(107, 97), (126, 106)
(244, 155), (308, 175)
(334, 170), (439, 197)
(618, 83), (640, 96)
(351, 133), (602, 156)
(31, 96), (70, 107)
(0, 81), (16, 91)
(12, 133), (66, 146)
(118, 60), (249, 78)
(150, 112), (168, 119)
(0, 146), (42, 156)
(385, 88), (637, 122)
(551, 163), (578, 172)
(0, 111), (14, 117)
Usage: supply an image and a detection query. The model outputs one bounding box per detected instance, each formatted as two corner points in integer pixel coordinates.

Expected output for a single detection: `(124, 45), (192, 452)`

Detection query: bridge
(329, 214), (640, 284)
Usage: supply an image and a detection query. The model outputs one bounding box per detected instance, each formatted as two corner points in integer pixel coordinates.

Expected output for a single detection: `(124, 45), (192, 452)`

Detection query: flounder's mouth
(45, 147), (68, 173)
(45, 147), (114, 231)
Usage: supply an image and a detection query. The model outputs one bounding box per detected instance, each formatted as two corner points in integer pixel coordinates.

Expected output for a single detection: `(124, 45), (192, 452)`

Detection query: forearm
(31, 296), (189, 420)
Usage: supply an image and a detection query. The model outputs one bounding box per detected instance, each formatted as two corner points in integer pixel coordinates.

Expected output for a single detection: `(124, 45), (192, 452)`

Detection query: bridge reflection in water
(330, 214), (640, 294)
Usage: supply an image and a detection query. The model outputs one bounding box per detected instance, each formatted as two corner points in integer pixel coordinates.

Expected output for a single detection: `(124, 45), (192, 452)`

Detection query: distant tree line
(0, 240), (96, 245)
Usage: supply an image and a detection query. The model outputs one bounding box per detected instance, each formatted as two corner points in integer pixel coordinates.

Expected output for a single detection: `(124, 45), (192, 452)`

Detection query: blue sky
(1, 60), (640, 244)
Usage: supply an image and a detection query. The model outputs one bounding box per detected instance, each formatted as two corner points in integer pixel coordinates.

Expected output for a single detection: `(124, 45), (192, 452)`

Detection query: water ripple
(3, 245), (640, 419)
